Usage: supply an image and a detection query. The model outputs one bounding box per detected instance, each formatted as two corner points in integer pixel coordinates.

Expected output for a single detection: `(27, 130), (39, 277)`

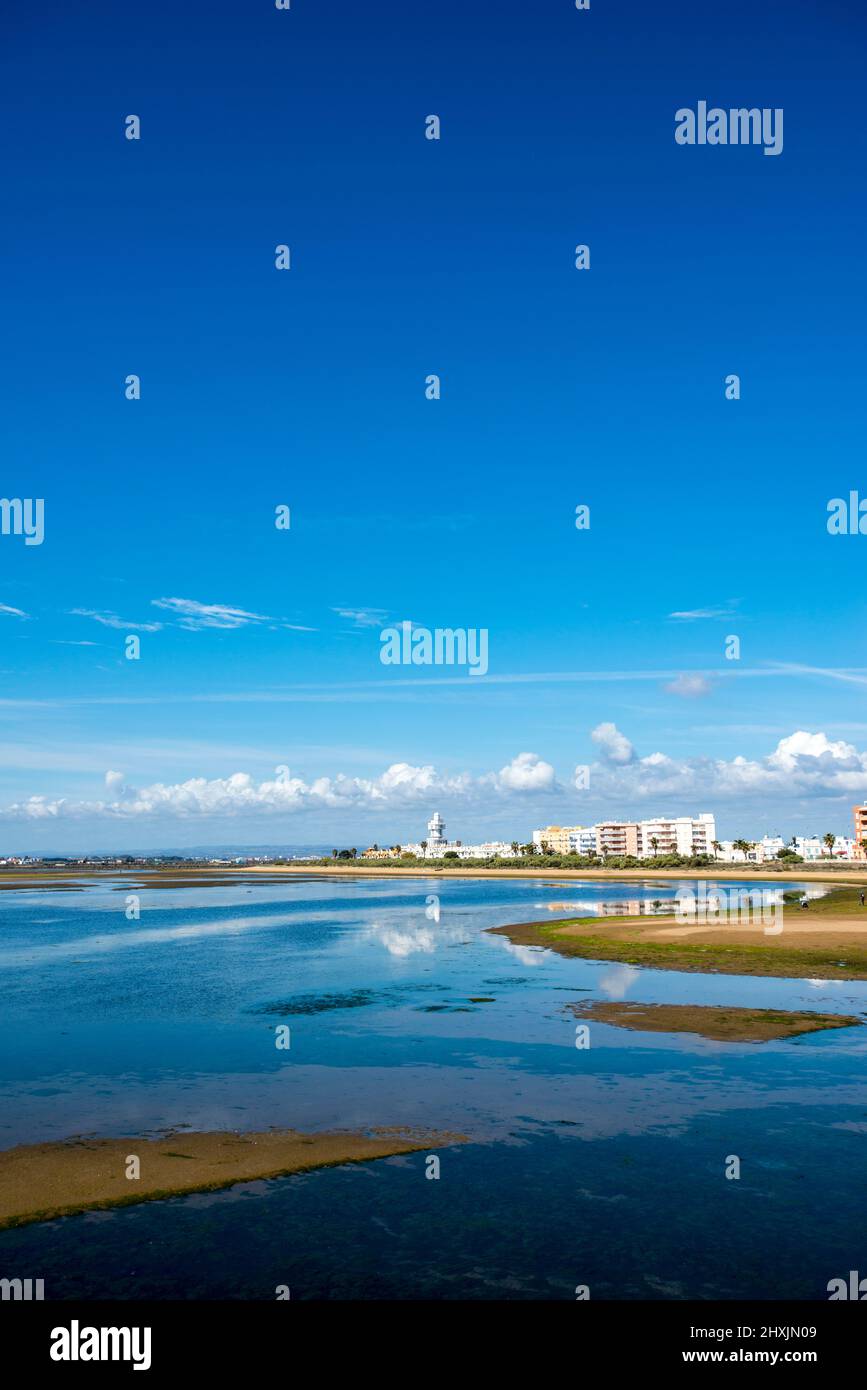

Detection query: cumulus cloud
(5, 728), (867, 826)
(492, 751), (556, 792)
(663, 673), (713, 698)
(0, 749), (563, 824)
(0, 760), (481, 823)
(588, 729), (867, 802)
(591, 722), (635, 764)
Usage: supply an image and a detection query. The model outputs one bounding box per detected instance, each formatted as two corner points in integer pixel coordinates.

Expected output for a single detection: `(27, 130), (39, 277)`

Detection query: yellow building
(854, 806), (867, 858)
(532, 825), (588, 855)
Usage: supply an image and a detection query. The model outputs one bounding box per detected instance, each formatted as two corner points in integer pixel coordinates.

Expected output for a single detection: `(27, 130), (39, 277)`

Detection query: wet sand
(0, 1126), (465, 1230)
(569, 1000), (863, 1043)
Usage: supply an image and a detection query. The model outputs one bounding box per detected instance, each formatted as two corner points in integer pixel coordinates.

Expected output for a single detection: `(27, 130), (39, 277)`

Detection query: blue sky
(2, 0), (867, 852)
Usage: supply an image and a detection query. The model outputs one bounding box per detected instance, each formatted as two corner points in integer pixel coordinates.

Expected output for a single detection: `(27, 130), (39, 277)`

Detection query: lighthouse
(427, 812), (446, 851)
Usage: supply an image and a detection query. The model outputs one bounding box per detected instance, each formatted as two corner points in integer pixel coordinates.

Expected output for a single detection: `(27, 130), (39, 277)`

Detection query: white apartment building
(713, 835), (857, 863)
(639, 814), (716, 858)
(532, 814), (716, 859)
(569, 828), (598, 855)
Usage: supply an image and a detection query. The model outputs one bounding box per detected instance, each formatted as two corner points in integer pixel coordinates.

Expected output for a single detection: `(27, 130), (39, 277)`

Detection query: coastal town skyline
(4, 799), (866, 864)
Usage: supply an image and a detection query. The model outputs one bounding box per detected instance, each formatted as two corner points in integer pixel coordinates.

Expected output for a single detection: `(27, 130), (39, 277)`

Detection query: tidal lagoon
(1, 873), (865, 1299)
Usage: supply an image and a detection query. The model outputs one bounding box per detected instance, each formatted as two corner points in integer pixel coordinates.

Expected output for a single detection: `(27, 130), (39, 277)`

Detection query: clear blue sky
(2, 0), (867, 852)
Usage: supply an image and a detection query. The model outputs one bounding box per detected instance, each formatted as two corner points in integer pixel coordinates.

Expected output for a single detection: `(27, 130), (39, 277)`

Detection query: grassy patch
(488, 913), (867, 979)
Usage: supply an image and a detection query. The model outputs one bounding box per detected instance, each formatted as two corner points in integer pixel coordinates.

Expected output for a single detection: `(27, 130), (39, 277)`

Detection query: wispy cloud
(668, 605), (736, 621)
(72, 609), (163, 632)
(151, 597), (269, 630)
(0, 663), (858, 715)
(149, 597), (316, 633)
(332, 606), (390, 628)
(0, 604), (28, 618)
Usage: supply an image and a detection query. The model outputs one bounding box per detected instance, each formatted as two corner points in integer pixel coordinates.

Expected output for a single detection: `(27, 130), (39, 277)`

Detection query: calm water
(1, 873), (865, 1300)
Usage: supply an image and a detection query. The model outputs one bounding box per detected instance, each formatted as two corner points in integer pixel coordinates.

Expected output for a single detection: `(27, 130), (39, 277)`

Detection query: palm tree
(331, 848), (338, 859)
(823, 832), (836, 859)
(511, 841), (520, 856)
(711, 840), (721, 860)
(650, 837), (659, 856)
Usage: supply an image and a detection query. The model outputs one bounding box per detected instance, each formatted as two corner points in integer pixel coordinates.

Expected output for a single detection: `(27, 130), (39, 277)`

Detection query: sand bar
(0, 1126), (465, 1230)
(570, 1000), (863, 1043)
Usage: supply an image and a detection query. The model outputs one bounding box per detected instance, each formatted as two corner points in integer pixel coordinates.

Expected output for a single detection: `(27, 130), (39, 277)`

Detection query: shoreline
(2, 865), (867, 886)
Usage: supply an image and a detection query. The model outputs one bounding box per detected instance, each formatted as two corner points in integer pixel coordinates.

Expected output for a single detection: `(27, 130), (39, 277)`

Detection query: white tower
(427, 812), (445, 849)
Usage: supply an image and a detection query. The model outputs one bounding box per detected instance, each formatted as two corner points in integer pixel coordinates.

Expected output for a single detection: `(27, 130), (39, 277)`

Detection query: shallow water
(1, 874), (865, 1299)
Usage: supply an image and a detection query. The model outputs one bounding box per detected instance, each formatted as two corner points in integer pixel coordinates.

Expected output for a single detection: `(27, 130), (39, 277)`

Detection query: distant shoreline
(2, 864), (867, 886)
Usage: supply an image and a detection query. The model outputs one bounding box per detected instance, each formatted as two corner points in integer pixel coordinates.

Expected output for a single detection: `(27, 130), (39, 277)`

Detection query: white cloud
(151, 598), (270, 630)
(669, 606), (735, 621)
(591, 722), (635, 764)
(598, 964), (640, 1001)
(0, 604), (27, 618)
(332, 607), (390, 628)
(6, 728), (867, 827)
(72, 609), (163, 632)
(0, 760), (491, 823)
(588, 728), (867, 802)
(663, 673), (713, 698)
(492, 751), (556, 792)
